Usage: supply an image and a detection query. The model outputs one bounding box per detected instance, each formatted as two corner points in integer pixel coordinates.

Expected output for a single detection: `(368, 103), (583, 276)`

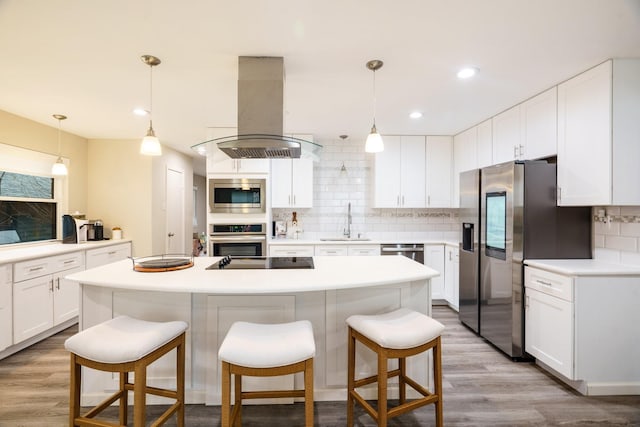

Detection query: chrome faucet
(344, 202), (352, 239)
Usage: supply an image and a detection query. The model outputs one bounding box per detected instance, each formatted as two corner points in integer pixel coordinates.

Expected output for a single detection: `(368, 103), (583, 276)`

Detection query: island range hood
(193, 56), (320, 159)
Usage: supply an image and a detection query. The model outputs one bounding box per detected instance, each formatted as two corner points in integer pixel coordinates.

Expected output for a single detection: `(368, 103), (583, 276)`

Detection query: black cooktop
(206, 256), (314, 270)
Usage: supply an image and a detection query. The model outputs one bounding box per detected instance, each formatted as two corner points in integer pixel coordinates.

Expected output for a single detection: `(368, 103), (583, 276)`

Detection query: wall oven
(209, 178), (266, 214)
(209, 223), (267, 257)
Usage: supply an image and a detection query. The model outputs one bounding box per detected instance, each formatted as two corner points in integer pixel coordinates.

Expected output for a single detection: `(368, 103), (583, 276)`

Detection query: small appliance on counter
(86, 219), (104, 241)
(62, 214), (89, 244)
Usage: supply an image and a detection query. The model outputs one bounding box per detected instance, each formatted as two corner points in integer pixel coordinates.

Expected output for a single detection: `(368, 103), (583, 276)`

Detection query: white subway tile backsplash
(593, 206), (640, 266)
(604, 235), (638, 252)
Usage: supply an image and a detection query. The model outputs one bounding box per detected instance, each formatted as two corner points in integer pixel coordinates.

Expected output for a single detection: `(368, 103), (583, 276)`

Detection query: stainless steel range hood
(192, 56), (320, 159)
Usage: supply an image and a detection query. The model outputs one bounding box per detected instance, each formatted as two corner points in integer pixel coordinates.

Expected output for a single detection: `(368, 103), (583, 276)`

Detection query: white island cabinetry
(524, 262), (640, 396)
(69, 255), (437, 405)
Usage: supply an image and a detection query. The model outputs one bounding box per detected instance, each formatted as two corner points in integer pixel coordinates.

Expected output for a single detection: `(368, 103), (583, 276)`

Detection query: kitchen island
(67, 255), (438, 405)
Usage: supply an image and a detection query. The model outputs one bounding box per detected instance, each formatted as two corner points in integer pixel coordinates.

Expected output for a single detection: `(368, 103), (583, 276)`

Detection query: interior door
(166, 167), (185, 254)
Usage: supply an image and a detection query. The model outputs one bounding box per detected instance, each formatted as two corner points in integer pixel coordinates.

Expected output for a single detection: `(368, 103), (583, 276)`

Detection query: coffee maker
(62, 214), (89, 244)
(87, 220), (104, 241)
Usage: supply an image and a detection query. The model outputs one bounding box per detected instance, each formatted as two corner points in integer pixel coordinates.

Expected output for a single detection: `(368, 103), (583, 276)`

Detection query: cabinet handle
(514, 145), (518, 158)
(449, 251), (452, 261)
(56, 277), (60, 290)
(293, 195), (296, 205)
(402, 195), (405, 206)
(428, 195), (431, 206)
(397, 195), (400, 206)
(108, 251), (117, 255)
(536, 279), (554, 287)
(29, 266), (44, 272)
(49, 280), (54, 293)
(525, 295), (529, 309)
(63, 259), (75, 264)
(519, 145), (524, 156)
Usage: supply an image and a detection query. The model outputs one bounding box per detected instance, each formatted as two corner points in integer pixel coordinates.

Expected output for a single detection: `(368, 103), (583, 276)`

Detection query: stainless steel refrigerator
(459, 160), (591, 358)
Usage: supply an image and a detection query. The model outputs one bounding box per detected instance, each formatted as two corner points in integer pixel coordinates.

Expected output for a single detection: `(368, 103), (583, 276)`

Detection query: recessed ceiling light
(133, 108), (149, 116)
(457, 67), (478, 79)
(409, 111), (423, 119)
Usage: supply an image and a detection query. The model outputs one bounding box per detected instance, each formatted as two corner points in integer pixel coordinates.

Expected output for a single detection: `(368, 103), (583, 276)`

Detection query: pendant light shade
(140, 55), (162, 156)
(365, 59), (384, 153)
(51, 114), (68, 176)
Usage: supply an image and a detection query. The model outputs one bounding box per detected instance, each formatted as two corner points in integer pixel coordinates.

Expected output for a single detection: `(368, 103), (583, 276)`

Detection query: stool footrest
(152, 401), (182, 427)
(354, 368), (401, 388)
(123, 382), (179, 400)
(80, 390), (126, 420)
(241, 389), (306, 400)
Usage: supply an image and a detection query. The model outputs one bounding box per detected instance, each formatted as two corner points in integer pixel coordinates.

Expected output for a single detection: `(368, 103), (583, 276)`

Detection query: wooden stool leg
(304, 358), (314, 427)
(176, 336), (185, 427)
(234, 372), (242, 427)
(120, 372), (129, 425)
(221, 361), (231, 427)
(347, 327), (355, 427)
(434, 337), (443, 427)
(69, 354), (81, 427)
(399, 357), (406, 405)
(378, 349), (388, 427)
(133, 362), (147, 427)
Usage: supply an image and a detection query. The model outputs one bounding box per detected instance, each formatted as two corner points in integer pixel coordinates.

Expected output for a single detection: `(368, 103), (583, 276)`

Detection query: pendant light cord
(148, 61), (154, 130)
(372, 69), (377, 127)
(57, 118), (62, 154)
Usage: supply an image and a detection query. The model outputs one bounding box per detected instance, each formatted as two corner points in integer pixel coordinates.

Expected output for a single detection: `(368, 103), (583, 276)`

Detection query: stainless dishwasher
(380, 243), (424, 264)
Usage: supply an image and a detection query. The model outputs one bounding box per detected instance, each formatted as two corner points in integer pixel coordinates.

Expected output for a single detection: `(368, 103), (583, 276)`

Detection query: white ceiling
(1, 0), (639, 174)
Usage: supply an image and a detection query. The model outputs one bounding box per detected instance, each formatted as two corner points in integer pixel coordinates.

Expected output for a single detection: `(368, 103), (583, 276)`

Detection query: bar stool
(218, 320), (315, 427)
(346, 308), (445, 427)
(64, 315), (188, 427)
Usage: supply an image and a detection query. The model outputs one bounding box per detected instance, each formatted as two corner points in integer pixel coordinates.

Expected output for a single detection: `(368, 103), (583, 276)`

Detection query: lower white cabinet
(524, 265), (640, 395)
(269, 244), (315, 257)
(315, 245), (348, 256)
(13, 264), (84, 343)
(443, 245), (459, 311)
(0, 264), (12, 351)
(424, 245), (445, 301)
(86, 243), (132, 269)
(315, 244), (380, 256)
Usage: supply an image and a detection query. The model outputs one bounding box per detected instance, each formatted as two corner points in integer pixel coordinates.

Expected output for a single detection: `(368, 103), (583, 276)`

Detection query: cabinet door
(492, 105), (521, 164)
(426, 136), (452, 207)
(400, 136), (426, 207)
(374, 136), (401, 207)
(452, 127), (477, 208)
(291, 158), (313, 208)
(525, 287), (574, 379)
(443, 246), (459, 310)
(270, 159), (292, 208)
(0, 265), (12, 351)
(521, 87), (557, 160)
(53, 266), (83, 325)
(424, 245), (445, 300)
(13, 276), (54, 343)
(557, 61), (612, 206)
(476, 119), (493, 168)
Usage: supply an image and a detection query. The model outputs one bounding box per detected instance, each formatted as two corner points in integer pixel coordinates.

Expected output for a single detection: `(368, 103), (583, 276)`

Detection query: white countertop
(66, 255), (439, 294)
(525, 259), (640, 276)
(0, 240), (131, 264)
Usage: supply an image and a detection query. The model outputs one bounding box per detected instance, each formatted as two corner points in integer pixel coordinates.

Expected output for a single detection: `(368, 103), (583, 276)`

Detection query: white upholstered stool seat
(218, 320), (316, 427)
(346, 308), (445, 427)
(65, 315), (188, 427)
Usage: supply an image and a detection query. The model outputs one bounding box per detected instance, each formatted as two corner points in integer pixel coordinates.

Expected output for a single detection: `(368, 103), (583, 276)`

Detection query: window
(0, 171), (57, 245)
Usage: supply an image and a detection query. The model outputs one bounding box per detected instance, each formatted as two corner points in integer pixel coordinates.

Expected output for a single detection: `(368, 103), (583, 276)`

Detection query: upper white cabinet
(205, 127), (269, 174)
(557, 59), (640, 206)
(425, 136), (452, 207)
(374, 136), (426, 208)
(492, 105), (522, 164)
(520, 87), (557, 160)
(452, 127), (477, 208)
(476, 119), (493, 168)
(0, 265), (12, 351)
(271, 158), (314, 208)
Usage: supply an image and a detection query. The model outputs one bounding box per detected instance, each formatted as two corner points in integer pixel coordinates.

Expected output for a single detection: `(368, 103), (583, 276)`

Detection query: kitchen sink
(319, 237), (371, 241)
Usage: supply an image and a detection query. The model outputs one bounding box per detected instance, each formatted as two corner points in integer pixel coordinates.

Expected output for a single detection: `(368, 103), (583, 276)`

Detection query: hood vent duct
(193, 56), (320, 160)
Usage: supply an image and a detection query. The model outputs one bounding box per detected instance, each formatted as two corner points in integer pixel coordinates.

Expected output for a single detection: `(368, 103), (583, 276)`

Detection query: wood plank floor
(1, 306), (638, 426)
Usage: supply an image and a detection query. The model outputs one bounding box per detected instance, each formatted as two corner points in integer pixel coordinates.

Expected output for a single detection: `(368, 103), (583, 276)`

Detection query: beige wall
(0, 109), (88, 213)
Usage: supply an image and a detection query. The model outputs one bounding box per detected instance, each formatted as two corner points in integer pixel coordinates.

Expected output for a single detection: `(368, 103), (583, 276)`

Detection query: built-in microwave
(209, 178), (266, 214)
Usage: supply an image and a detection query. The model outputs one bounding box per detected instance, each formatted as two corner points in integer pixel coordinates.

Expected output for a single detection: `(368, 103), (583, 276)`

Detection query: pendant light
(140, 54), (162, 156)
(51, 114), (68, 176)
(339, 135), (348, 176)
(365, 59), (384, 153)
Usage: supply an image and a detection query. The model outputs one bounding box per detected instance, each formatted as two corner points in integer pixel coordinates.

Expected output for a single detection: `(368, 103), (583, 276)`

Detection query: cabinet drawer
(269, 245), (315, 257)
(86, 243), (132, 269)
(315, 246), (348, 256)
(347, 245), (381, 256)
(525, 267), (573, 302)
(13, 252), (84, 282)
